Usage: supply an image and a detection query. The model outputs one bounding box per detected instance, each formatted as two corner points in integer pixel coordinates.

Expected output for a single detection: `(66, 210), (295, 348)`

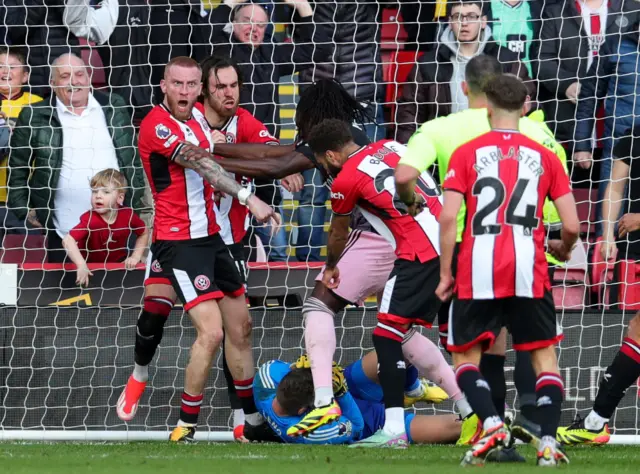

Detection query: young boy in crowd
(63, 169), (148, 286)
(0, 47), (43, 207)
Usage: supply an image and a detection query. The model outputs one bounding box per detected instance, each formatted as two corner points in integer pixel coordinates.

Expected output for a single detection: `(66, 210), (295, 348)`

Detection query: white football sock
(314, 386), (334, 408)
(245, 412), (264, 426)
(584, 410), (608, 431)
(483, 416), (503, 432)
(232, 409), (245, 428)
(455, 398), (473, 419)
(382, 407), (406, 436)
(132, 363), (149, 383)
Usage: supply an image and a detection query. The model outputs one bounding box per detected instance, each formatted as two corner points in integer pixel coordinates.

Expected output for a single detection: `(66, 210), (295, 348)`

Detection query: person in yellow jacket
(0, 47), (43, 205)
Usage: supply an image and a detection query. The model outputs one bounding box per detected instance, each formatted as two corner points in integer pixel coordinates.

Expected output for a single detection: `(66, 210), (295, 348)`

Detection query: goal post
(0, 0), (639, 444)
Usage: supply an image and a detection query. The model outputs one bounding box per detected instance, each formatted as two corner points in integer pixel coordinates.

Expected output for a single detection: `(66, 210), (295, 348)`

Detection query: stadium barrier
(0, 265), (638, 443)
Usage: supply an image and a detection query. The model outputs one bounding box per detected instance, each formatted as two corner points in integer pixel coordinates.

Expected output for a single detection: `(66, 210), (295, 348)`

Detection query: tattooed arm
(173, 152), (278, 225)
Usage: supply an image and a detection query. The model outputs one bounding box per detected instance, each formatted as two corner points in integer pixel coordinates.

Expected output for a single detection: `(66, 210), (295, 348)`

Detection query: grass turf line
(1, 443), (639, 473)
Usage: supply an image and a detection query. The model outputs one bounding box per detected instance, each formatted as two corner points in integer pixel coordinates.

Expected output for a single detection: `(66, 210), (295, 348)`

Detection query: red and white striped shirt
(444, 130), (572, 299)
(330, 140), (442, 263)
(139, 104), (218, 242)
(202, 105), (278, 245)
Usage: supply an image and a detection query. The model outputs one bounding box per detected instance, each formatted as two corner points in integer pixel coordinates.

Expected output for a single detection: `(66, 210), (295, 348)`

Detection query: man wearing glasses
(395, 0), (534, 144)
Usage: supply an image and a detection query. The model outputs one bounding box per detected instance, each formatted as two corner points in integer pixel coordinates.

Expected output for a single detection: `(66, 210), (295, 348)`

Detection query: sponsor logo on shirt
(259, 130), (276, 140)
(331, 192), (345, 200)
(444, 169), (456, 180)
(155, 123), (171, 140)
(163, 135), (178, 148)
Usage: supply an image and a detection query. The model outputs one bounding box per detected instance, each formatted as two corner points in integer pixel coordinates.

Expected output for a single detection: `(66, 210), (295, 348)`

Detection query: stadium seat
(380, 8), (409, 50)
(573, 188), (598, 240)
(590, 237), (615, 308)
(384, 50), (424, 130)
(0, 234), (47, 264)
(553, 239), (589, 310)
(616, 260), (640, 311)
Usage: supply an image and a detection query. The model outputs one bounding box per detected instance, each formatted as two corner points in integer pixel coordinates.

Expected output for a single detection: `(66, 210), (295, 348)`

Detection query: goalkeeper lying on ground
(252, 352), (479, 445)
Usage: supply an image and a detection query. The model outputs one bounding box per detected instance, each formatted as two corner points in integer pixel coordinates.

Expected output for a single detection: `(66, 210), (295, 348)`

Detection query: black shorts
(144, 234), (245, 310)
(227, 242), (249, 286)
(447, 291), (562, 353)
(378, 257), (442, 328)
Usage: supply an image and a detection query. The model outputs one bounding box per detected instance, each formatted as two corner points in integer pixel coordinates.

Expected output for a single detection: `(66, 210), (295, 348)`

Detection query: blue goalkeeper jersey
(253, 360), (365, 444)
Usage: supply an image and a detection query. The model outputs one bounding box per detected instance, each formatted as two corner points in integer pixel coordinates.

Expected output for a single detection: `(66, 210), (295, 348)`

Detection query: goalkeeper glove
(291, 354), (341, 371)
(332, 364), (348, 398)
(291, 354), (311, 369)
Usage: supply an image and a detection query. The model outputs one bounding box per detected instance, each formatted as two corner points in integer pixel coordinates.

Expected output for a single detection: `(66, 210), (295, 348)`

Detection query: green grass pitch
(1, 442), (639, 474)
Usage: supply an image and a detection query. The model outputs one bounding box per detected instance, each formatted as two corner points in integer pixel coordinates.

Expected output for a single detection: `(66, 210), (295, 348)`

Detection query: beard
(210, 98), (238, 119)
(166, 94), (194, 121)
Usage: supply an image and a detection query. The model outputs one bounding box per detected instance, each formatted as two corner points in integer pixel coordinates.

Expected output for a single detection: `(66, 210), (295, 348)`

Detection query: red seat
(384, 50), (423, 128)
(0, 234), (47, 264)
(617, 260), (640, 311)
(380, 8), (409, 50)
(590, 237), (615, 308)
(572, 188), (597, 239)
(553, 240), (589, 310)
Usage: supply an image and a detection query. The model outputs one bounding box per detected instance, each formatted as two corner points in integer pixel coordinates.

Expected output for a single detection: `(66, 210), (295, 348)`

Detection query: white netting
(0, 0), (638, 441)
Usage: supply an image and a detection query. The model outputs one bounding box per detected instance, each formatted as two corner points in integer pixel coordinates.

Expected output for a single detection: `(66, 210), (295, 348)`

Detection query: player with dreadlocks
(178, 79), (477, 444)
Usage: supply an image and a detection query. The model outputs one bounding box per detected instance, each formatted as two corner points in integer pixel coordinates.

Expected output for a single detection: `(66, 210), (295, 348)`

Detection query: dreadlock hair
(295, 79), (373, 141)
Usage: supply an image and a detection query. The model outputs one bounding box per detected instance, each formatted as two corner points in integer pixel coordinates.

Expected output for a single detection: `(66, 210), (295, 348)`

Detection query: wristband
(237, 187), (252, 206)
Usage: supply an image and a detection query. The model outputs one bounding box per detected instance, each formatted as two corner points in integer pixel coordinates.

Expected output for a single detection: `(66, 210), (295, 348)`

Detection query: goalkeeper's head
(295, 78), (372, 141)
(276, 368), (315, 416)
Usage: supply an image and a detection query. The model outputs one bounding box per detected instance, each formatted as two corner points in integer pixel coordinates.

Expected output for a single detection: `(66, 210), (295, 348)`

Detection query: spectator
(293, 0), (381, 262)
(536, 0), (624, 151)
(97, 0), (155, 124)
(573, 6), (640, 236)
(2, 0), (118, 97)
(8, 53), (144, 263)
(395, 0), (533, 144)
(600, 126), (640, 305)
(298, 0), (383, 140)
(209, 0), (330, 135)
(208, 0), (329, 262)
(0, 46), (43, 232)
(63, 169), (148, 287)
(486, 0), (549, 78)
(149, 0), (213, 104)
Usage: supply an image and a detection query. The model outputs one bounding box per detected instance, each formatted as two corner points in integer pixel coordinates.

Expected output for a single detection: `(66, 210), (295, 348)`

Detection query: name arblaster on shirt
(473, 143), (544, 177)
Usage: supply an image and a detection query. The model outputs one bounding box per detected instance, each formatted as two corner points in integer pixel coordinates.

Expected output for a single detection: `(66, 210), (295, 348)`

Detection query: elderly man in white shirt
(8, 53), (144, 263)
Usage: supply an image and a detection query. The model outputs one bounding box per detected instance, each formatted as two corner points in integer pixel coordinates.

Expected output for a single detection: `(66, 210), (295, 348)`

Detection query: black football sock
(480, 353), (506, 418)
(514, 351), (538, 421)
(372, 325), (407, 410)
(456, 363), (502, 428)
(535, 372), (564, 439)
(221, 339), (242, 411)
(593, 337), (640, 420)
(179, 391), (203, 426)
(134, 297), (172, 367)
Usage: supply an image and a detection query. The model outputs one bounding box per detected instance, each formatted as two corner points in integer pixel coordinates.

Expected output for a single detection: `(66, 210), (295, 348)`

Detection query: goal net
(0, 0), (638, 443)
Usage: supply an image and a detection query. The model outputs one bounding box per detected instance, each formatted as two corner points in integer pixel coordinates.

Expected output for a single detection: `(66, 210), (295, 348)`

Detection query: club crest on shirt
(155, 123), (171, 140)
(194, 274), (211, 291)
(226, 132), (236, 144)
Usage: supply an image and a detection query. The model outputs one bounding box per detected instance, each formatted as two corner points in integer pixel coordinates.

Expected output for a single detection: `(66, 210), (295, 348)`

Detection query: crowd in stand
(0, 0), (638, 304)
